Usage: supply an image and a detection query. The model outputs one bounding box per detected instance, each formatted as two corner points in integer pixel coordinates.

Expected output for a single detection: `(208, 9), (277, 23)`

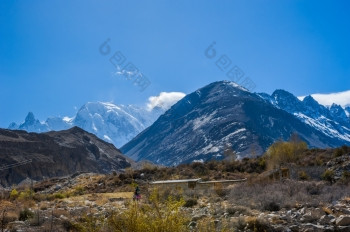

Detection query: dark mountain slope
(121, 81), (346, 166)
(0, 127), (132, 187)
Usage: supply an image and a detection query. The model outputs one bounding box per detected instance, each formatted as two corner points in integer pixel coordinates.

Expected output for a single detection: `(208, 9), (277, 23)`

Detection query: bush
(184, 198), (197, 208)
(263, 201), (280, 211)
(72, 186), (85, 196)
(321, 170), (334, 183)
(9, 189), (18, 200)
(298, 171), (309, 180)
(18, 189), (34, 200)
(19, 208), (34, 221)
(105, 190), (187, 232)
(341, 171), (350, 184)
(334, 148), (345, 157)
(245, 216), (273, 232)
(264, 135), (307, 169)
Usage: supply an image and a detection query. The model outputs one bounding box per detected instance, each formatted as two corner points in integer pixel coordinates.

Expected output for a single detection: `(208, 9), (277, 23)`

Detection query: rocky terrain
(1, 145), (350, 231)
(0, 127), (132, 187)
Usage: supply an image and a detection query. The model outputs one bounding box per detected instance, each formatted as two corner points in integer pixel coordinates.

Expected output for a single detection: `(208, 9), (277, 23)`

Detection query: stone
(319, 215), (335, 225)
(336, 215), (350, 226)
(188, 221), (197, 227)
(191, 214), (207, 221)
(303, 223), (326, 232)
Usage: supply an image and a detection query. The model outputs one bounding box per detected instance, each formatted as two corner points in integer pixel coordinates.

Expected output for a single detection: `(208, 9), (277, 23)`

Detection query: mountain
(346, 106), (350, 117)
(258, 90), (350, 143)
(298, 90), (350, 108)
(0, 127), (132, 187)
(8, 102), (164, 147)
(121, 81), (348, 166)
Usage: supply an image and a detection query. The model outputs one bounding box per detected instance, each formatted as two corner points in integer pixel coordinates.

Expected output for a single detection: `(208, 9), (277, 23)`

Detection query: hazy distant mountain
(8, 102), (165, 147)
(121, 81), (349, 166)
(0, 127), (132, 187)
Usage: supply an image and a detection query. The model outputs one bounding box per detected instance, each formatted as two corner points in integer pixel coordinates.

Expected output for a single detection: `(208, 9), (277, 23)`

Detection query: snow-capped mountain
(8, 102), (165, 147)
(121, 81), (349, 166)
(258, 90), (350, 143)
(298, 90), (350, 108)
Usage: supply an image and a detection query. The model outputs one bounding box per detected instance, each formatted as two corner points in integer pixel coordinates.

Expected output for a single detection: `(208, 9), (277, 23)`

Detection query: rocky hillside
(121, 81), (348, 166)
(0, 127), (132, 187)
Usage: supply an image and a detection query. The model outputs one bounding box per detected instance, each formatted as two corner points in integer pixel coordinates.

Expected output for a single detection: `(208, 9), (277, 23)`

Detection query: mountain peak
(272, 89), (295, 99)
(302, 95), (318, 105)
(24, 112), (36, 125)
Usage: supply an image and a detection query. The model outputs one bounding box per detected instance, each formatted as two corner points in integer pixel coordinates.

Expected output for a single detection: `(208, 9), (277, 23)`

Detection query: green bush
(53, 193), (66, 199)
(9, 189), (18, 200)
(18, 189), (34, 200)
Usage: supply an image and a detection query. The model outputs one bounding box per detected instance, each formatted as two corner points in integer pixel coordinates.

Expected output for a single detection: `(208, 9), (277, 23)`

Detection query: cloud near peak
(299, 90), (350, 108)
(147, 92), (186, 111)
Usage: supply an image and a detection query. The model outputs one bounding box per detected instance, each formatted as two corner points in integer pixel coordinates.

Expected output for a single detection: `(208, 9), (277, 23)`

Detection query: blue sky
(1, 0), (350, 127)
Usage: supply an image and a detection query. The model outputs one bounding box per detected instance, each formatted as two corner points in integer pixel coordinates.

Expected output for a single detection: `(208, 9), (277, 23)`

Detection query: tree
(265, 134), (307, 170)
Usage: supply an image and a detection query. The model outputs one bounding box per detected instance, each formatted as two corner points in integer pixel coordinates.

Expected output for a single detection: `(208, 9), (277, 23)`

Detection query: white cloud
(299, 90), (350, 108)
(147, 92), (186, 111)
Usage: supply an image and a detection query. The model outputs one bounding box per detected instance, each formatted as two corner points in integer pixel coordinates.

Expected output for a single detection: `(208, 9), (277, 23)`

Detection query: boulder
(319, 215), (335, 225)
(336, 215), (350, 226)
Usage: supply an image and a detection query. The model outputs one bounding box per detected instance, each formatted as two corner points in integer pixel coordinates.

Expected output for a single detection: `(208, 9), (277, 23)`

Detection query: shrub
(19, 208), (34, 221)
(105, 190), (187, 232)
(72, 186), (85, 196)
(321, 170), (334, 183)
(53, 193), (66, 199)
(18, 189), (34, 200)
(9, 189), (18, 200)
(298, 171), (309, 180)
(263, 201), (280, 211)
(341, 171), (350, 184)
(245, 216), (273, 232)
(334, 148), (344, 157)
(184, 198), (197, 208)
(264, 135), (307, 170)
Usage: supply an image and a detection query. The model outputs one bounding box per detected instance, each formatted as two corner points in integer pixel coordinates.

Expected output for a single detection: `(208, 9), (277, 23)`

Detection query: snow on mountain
(9, 103), (163, 147)
(8, 92), (185, 147)
(346, 107), (350, 117)
(298, 90), (350, 108)
(259, 90), (350, 143)
(122, 81), (347, 166)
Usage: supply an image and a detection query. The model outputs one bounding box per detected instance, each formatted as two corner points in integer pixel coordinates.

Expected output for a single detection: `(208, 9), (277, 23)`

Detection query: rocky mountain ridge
(121, 81), (349, 166)
(0, 127), (132, 187)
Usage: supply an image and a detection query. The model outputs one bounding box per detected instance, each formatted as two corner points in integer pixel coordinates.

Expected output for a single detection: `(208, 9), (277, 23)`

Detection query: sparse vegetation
(1, 143), (350, 231)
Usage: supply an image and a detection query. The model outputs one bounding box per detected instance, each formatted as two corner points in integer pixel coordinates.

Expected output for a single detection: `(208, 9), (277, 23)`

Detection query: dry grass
(62, 192), (133, 207)
(230, 180), (350, 211)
